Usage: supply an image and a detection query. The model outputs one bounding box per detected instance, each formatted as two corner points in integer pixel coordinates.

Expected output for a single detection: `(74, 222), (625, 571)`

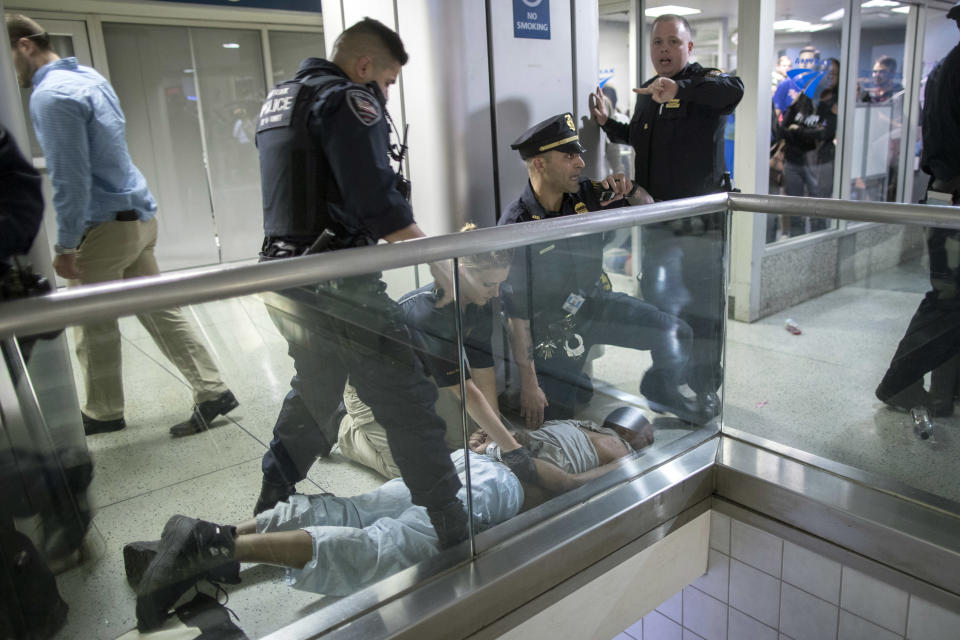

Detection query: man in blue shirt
(8, 14), (238, 437)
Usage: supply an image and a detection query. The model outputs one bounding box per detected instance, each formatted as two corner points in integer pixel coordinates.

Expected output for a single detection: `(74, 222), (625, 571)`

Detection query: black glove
(502, 447), (538, 484)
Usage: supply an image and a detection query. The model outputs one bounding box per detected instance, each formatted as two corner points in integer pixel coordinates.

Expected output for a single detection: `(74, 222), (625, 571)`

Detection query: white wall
(617, 510), (960, 640)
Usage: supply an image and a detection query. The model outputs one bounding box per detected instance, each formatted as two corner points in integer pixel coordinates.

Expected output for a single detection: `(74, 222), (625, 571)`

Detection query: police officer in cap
(252, 18), (532, 547)
(875, 3), (960, 414)
(499, 113), (698, 427)
(590, 14), (743, 422)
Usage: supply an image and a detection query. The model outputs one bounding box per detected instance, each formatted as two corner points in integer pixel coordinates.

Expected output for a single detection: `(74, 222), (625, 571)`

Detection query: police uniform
(399, 284), (496, 388)
(499, 114), (695, 421)
(254, 57), (464, 539)
(875, 5), (960, 413)
(602, 63), (743, 414)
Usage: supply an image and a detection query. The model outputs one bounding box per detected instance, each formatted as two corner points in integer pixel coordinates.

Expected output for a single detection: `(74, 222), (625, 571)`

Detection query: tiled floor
(22, 256), (959, 639)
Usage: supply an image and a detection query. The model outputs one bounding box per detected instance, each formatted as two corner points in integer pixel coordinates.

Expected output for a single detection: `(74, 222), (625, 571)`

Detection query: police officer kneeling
(499, 113), (698, 427)
(252, 18), (536, 547)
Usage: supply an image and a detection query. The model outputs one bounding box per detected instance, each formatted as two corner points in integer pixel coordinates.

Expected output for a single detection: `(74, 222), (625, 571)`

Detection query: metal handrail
(2, 192), (960, 339)
(730, 192), (960, 228)
(0, 194), (725, 339)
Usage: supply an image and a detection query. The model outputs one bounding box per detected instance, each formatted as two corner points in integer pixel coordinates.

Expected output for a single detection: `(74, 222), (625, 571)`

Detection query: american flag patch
(346, 89), (382, 126)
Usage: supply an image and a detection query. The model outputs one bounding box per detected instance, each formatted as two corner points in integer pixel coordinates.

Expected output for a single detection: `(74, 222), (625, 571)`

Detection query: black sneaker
(124, 540), (159, 589)
(81, 413), (126, 435)
(125, 538), (240, 590)
(253, 478), (295, 516)
(135, 515), (239, 631)
(427, 500), (468, 549)
(170, 390), (240, 437)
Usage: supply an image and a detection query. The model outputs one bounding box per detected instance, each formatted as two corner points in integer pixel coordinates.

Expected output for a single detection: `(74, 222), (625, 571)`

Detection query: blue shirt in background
(29, 57), (156, 249)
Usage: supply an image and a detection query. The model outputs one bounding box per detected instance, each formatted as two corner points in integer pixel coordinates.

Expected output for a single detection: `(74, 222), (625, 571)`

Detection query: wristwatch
(625, 183), (639, 198)
(54, 244), (78, 255)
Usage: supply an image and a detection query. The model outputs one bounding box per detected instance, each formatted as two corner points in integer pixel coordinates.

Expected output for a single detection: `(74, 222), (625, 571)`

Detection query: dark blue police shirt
(603, 62), (744, 201)
(498, 178), (626, 322)
(301, 58), (414, 241)
(399, 283), (496, 387)
(921, 42), (960, 183)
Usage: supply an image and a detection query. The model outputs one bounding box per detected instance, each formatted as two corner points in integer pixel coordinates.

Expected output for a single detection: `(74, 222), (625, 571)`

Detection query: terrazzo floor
(723, 256), (960, 504)
(22, 257), (957, 639)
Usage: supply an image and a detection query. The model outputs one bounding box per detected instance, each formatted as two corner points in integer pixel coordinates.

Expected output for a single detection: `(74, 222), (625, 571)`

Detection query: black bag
(0, 258), (63, 360)
(0, 528), (69, 640)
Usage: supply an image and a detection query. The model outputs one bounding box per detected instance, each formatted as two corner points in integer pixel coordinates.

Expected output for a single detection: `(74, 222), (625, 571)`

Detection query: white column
(729, 0), (774, 322)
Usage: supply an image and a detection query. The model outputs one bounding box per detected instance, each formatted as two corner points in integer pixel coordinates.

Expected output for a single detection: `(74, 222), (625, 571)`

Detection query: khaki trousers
(72, 216), (227, 421)
(336, 381), (474, 479)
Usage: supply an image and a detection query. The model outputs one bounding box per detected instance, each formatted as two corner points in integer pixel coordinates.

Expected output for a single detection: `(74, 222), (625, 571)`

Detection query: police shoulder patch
(346, 89), (382, 126)
(706, 68), (725, 77)
(574, 202), (589, 214)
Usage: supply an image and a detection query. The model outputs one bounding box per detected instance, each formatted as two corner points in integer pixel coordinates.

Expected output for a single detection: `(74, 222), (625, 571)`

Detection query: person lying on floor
(471, 406), (655, 481)
(126, 407), (652, 631)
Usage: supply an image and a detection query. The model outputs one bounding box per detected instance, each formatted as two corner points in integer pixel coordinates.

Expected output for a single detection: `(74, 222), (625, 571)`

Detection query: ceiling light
(862, 0), (900, 8)
(183, 68), (194, 73)
(645, 5), (702, 17)
(821, 9), (845, 21)
(774, 19), (811, 30)
(222, 42), (240, 49)
(891, 6), (911, 12)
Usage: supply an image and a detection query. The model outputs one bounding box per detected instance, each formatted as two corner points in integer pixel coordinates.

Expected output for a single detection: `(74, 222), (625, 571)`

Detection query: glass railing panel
(725, 217), (960, 504)
(458, 214), (725, 546)
(1, 204), (730, 638)
(3, 258), (474, 639)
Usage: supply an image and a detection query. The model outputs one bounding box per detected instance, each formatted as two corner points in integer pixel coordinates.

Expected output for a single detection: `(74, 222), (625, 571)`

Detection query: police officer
(499, 113), (697, 427)
(875, 3), (960, 415)
(252, 18), (470, 546)
(590, 14), (743, 420)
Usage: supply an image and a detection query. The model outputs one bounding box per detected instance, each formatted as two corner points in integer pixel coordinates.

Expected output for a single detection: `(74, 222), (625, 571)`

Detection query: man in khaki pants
(8, 14), (237, 436)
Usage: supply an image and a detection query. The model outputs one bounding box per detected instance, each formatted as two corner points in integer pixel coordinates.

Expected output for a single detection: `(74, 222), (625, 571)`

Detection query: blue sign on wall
(514, 0), (550, 40)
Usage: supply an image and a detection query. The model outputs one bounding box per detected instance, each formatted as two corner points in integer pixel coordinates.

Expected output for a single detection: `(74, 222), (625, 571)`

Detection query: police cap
(949, 1), (960, 21)
(510, 113), (586, 160)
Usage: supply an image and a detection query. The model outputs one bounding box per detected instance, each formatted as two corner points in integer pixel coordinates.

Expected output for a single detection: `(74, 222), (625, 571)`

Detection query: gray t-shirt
(485, 419), (626, 474)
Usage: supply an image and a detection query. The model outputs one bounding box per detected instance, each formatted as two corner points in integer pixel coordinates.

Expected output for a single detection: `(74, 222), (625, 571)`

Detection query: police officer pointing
(253, 19), (469, 546)
(590, 14), (743, 420)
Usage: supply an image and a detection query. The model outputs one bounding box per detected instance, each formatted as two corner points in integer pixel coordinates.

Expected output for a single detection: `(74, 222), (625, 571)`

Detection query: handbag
(769, 139), (786, 187)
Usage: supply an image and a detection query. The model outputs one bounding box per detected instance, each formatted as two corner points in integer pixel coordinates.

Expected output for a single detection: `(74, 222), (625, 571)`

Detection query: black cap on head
(949, 2), (960, 21)
(510, 113), (585, 160)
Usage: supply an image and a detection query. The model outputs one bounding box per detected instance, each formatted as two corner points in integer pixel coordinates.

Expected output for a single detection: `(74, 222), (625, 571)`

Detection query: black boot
(0, 529), (69, 640)
(253, 478), (295, 516)
(427, 500), (469, 549)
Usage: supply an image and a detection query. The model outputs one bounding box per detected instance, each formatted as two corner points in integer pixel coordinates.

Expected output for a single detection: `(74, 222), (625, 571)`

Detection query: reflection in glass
(102, 23), (219, 269)
(190, 27), (267, 263)
(269, 31), (324, 85)
(849, 4), (909, 203)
